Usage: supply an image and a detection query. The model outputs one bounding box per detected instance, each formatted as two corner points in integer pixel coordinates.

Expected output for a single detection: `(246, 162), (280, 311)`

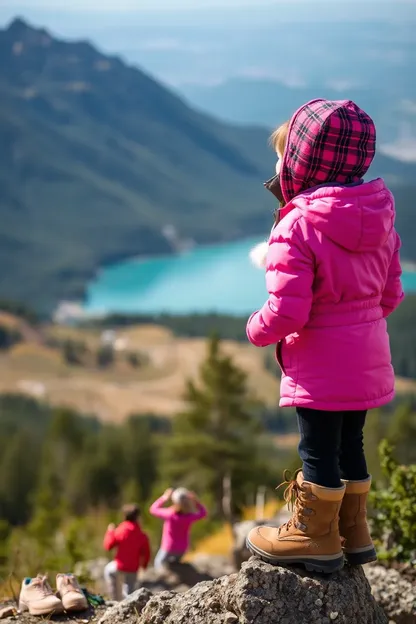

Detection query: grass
(187, 501), (282, 558)
(0, 321), (279, 421)
(1, 318), (416, 422)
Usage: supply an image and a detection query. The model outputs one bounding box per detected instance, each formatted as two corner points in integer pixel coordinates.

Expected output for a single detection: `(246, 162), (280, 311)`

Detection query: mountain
(0, 18), (416, 313)
(0, 18), (275, 312)
(182, 78), (416, 147)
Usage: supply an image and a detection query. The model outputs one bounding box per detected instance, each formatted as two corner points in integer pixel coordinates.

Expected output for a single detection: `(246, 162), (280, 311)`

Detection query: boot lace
(275, 469), (309, 535)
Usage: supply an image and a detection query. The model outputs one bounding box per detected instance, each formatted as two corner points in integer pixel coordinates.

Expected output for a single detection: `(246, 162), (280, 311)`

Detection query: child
(103, 504), (150, 600)
(246, 99), (404, 574)
(150, 488), (207, 568)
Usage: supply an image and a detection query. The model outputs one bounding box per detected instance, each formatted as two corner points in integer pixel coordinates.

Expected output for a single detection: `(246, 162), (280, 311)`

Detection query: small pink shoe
(19, 575), (64, 616)
(56, 573), (88, 612)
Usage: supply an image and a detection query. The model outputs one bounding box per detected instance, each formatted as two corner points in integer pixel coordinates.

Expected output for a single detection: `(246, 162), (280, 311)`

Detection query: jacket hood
(292, 178), (395, 252)
(280, 99), (376, 204)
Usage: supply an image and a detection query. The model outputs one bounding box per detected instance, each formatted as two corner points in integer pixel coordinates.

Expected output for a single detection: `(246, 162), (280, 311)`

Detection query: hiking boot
(339, 477), (377, 565)
(19, 575), (64, 616)
(246, 471), (345, 574)
(56, 573), (89, 612)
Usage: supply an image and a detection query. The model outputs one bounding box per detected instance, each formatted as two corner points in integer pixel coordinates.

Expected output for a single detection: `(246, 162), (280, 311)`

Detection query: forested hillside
(1, 18), (415, 311)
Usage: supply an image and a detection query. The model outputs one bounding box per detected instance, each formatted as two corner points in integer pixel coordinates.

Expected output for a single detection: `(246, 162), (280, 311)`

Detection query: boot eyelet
(295, 522), (307, 531)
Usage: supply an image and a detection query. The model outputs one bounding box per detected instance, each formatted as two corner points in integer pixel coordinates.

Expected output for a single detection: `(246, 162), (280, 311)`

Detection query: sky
(3, 0), (279, 10)
(2, 0), (412, 10)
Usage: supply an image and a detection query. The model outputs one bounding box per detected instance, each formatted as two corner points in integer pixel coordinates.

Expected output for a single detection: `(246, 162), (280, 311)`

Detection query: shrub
(126, 351), (149, 368)
(96, 344), (115, 368)
(0, 325), (21, 350)
(62, 339), (87, 365)
(369, 440), (416, 563)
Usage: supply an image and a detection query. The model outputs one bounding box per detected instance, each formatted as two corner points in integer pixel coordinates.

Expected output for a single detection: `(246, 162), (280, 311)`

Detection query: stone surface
(98, 588), (152, 624)
(134, 557), (388, 624)
(141, 560), (215, 594)
(0, 607), (16, 620)
(365, 565), (416, 624)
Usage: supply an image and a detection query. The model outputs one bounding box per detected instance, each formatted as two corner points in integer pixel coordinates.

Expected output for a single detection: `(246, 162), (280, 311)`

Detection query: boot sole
(246, 538), (344, 574)
(344, 546), (377, 566)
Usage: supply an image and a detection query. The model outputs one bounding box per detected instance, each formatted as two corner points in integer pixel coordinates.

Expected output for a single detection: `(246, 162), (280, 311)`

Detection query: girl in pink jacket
(246, 99), (404, 574)
(150, 488), (207, 568)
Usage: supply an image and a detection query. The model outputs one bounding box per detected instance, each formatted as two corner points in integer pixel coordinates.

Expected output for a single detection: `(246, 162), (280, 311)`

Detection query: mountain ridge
(0, 17), (415, 312)
(0, 17), (275, 311)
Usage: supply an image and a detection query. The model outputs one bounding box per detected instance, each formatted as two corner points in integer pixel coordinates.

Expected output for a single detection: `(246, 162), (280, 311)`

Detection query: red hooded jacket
(103, 521), (150, 573)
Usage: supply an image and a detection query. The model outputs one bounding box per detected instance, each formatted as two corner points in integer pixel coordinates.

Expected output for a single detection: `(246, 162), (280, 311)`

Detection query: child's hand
(107, 523), (116, 531)
(163, 488), (174, 499)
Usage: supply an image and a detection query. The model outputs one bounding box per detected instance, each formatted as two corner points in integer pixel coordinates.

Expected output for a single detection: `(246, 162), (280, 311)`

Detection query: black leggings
(296, 407), (368, 488)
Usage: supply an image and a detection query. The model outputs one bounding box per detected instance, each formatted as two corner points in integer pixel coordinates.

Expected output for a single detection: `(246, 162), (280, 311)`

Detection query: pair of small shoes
(19, 573), (88, 616)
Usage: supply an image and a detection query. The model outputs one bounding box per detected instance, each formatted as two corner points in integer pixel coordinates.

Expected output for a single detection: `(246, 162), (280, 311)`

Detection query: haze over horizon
(1, 0), (415, 159)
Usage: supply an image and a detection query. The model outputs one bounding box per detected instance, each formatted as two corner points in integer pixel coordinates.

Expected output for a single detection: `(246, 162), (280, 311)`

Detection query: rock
(135, 557), (388, 624)
(0, 607), (16, 620)
(74, 557), (109, 594)
(189, 554), (235, 578)
(365, 565), (416, 624)
(141, 561), (215, 594)
(98, 588), (152, 624)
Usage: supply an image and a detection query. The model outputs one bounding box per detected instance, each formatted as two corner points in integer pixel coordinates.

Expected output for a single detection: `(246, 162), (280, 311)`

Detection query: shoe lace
(275, 469), (304, 535)
(32, 575), (53, 597)
(61, 574), (80, 591)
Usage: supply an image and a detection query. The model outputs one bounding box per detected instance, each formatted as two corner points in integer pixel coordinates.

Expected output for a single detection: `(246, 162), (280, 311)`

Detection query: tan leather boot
(339, 477), (377, 565)
(246, 472), (345, 574)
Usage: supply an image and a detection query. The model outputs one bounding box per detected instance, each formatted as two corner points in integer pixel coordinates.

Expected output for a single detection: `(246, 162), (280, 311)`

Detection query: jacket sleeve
(191, 502), (207, 522)
(246, 223), (314, 347)
(149, 495), (173, 519)
(103, 527), (118, 551)
(140, 533), (151, 569)
(381, 231), (405, 318)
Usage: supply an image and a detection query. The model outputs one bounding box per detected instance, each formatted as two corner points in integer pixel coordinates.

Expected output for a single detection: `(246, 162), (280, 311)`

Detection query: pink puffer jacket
(247, 100), (404, 411)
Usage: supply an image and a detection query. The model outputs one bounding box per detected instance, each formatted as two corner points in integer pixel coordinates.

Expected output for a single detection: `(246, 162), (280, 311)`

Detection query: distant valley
(0, 17), (415, 312)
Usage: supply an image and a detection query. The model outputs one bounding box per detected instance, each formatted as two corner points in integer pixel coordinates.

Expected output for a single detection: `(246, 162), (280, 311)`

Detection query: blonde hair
(270, 120), (290, 158)
(171, 488), (197, 515)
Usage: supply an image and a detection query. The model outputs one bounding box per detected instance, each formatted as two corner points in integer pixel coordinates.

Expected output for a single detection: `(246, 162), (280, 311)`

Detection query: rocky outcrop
(107, 558), (387, 624)
(365, 565), (416, 624)
(98, 589), (152, 624)
(141, 561), (215, 594)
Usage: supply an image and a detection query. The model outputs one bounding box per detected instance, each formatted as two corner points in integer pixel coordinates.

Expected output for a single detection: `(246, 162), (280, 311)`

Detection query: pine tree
(164, 335), (264, 521)
(122, 415), (159, 502)
(364, 409), (386, 481)
(386, 402), (416, 465)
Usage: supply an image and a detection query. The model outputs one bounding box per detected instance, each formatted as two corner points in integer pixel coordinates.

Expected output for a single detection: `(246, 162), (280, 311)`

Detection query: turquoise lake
(85, 237), (416, 316)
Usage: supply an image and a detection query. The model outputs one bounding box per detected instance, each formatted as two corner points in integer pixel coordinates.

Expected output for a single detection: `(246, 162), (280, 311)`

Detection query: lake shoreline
(83, 236), (416, 317)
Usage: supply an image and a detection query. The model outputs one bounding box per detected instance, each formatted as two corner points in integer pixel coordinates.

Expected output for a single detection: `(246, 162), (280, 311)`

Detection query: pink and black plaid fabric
(280, 99), (376, 204)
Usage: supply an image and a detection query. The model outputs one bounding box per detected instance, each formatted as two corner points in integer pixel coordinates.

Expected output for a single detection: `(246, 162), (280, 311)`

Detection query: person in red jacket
(103, 503), (150, 600)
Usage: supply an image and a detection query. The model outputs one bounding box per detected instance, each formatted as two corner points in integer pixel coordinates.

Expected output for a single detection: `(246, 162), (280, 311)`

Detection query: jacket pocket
(275, 340), (286, 375)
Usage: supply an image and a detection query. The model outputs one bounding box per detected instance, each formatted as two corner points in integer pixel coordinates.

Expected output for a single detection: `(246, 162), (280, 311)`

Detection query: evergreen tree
(122, 415), (159, 502)
(364, 410), (386, 482)
(386, 403), (416, 465)
(164, 335), (264, 520)
(0, 430), (39, 525)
